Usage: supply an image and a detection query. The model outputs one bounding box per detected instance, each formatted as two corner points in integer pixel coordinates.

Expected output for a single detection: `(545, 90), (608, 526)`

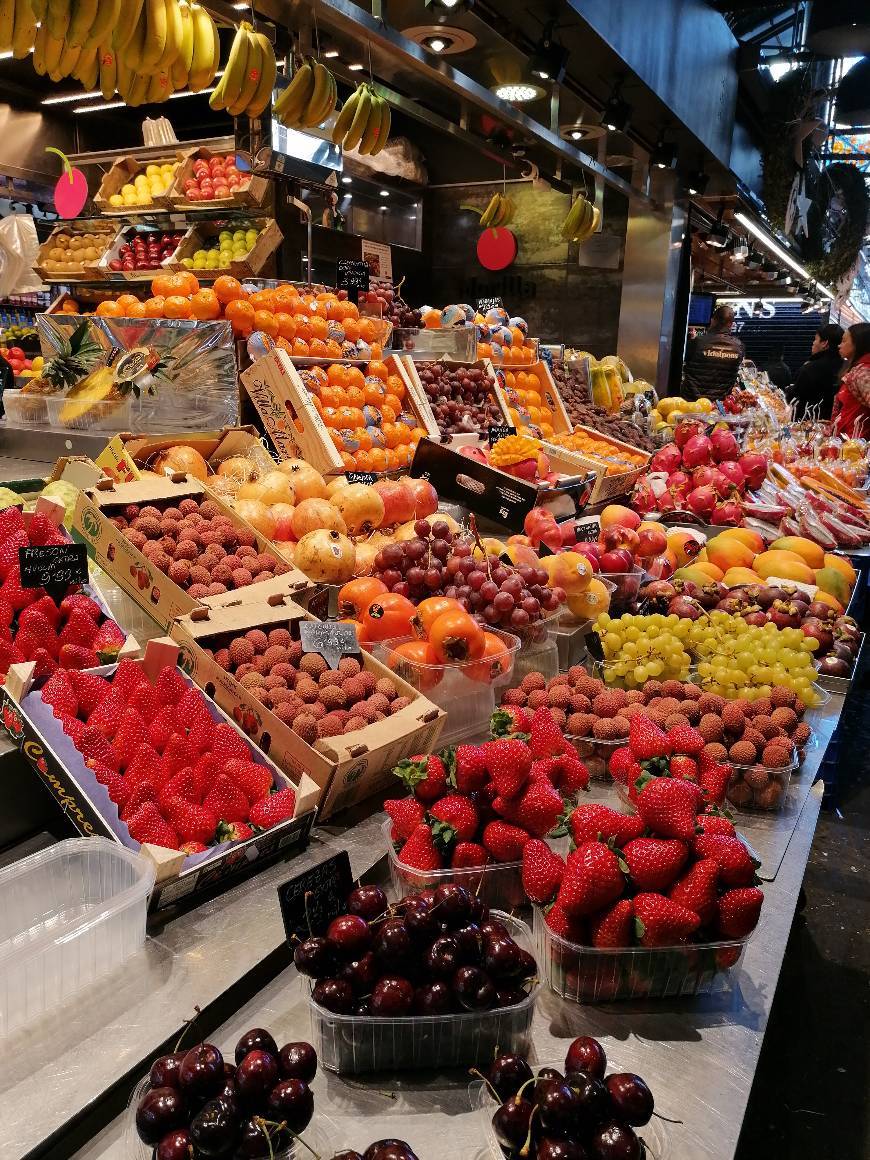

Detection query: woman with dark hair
(789, 323), (843, 418)
(832, 323), (870, 436)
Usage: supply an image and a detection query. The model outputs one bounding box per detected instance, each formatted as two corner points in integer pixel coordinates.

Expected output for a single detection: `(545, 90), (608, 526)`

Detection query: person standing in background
(789, 323), (843, 419)
(832, 323), (870, 436)
(682, 304), (744, 403)
(763, 346), (793, 391)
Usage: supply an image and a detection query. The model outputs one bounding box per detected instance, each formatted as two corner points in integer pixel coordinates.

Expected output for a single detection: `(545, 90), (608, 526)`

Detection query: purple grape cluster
(417, 362), (504, 434)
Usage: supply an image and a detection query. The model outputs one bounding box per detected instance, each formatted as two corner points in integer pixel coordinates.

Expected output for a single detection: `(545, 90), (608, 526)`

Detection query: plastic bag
(0, 215), (44, 296)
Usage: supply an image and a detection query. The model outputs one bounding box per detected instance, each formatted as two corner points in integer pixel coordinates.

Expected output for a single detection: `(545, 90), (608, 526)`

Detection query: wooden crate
(399, 356), (513, 443)
(543, 428), (649, 504)
(34, 220), (118, 283)
(94, 152), (190, 214)
(168, 146), (271, 211)
(169, 218), (283, 279)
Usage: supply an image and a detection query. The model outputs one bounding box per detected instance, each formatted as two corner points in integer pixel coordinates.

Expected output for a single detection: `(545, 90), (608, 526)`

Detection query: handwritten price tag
(19, 544), (88, 603)
(299, 620), (361, 670)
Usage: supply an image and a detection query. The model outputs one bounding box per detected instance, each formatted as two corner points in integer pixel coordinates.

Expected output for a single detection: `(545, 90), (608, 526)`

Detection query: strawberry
(102, 769), (131, 809)
(160, 732), (199, 781)
(589, 898), (635, 948)
(29, 648), (57, 680)
(452, 841), (488, 868)
(716, 887), (763, 937)
(210, 722), (251, 765)
(224, 759), (273, 804)
(557, 841), (626, 918)
(111, 708), (147, 771)
(0, 599), (13, 631)
(529, 707), (568, 759)
(623, 837), (688, 891)
(126, 801), (180, 850)
(666, 725), (705, 757)
(0, 528), (28, 580)
(481, 820), (530, 863)
(79, 726), (119, 771)
(156, 665), (188, 707)
(69, 672), (111, 716)
(15, 610), (58, 657)
(429, 793), (478, 842)
(20, 595), (61, 630)
(180, 841), (209, 855)
(41, 672), (78, 718)
(203, 773), (249, 824)
(635, 776), (702, 841)
(186, 712), (216, 754)
(88, 761), (116, 785)
(125, 740), (163, 784)
(448, 743), (489, 793)
(92, 621), (126, 662)
(59, 593), (102, 622)
(557, 753), (590, 794)
(58, 608), (98, 651)
(249, 787), (297, 828)
(543, 902), (587, 942)
(0, 637), (15, 675)
(630, 716), (671, 761)
(26, 514), (63, 546)
(192, 754), (221, 800)
(112, 658), (147, 701)
(669, 755), (698, 781)
(149, 705), (177, 753)
(634, 892), (700, 947)
(669, 858), (720, 925)
(698, 755), (731, 806)
(512, 778), (565, 838)
(0, 504), (24, 542)
(132, 682), (163, 726)
(521, 838), (565, 904)
(490, 705), (532, 737)
(163, 797), (218, 845)
(120, 782), (159, 823)
(398, 823), (443, 871)
(568, 803), (645, 849)
(216, 820), (254, 843)
(0, 570), (38, 612)
(608, 746), (634, 785)
(483, 738), (532, 799)
(59, 714), (84, 746)
(696, 812), (736, 838)
(87, 691), (125, 739)
(58, 644), (98, 670)
(394, 753), (449, 803)
(384, 796), (426, 841)
(160, 766), (203, 809)
(693, 834), (758, 886)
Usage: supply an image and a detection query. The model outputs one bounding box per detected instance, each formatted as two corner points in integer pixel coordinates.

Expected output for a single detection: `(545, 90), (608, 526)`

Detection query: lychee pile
(0, 505), (126, 681)
(386, 707), (589, 875)
(106, 496), (288, 598)
(38, 659), (297, 855)
(210, 626), (407, 740)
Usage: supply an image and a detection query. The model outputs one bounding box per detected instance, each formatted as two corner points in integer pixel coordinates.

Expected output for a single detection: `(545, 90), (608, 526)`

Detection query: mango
(813, 566), (850, 607)
(823, 553), (856, 589)
(717, 527), (765, 555)
(721, 567), (764, 587)
(770, 536), (825, 569)
(706, 533), (756, 573)
(693, 561), (724, 581)
(674, 565), (717, 588)
(754, 549), (815, 584)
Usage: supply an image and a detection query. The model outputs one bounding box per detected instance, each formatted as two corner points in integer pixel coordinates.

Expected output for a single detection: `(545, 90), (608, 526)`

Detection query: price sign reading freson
(336, 258), (370, 305)
(19, 544), (88, 604)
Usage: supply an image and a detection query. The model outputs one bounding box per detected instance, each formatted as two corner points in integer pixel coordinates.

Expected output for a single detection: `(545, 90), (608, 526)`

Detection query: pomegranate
(294, 528), (357, 583)
(650, 444), (683, 473)
(276, 460), (328, 501)
(373, 479), (417, 525)
(717, 460), (746, 491)
(404, 478), (439, 518)
(710, 427), (740, 462)
(234, 498), (276, 540)
(738, 452), (768, 489)
(674, 419), (706, 450)
(331, 483), (386, 534)
(686, 485), (717, 518)
(217, 456), (259, 484)
(710, 499), (743, 525)
(291, 498), (347, 539)
(681, 435), (714, 469)
(269, 502), (296, 540)
(255, 470), (297, 506)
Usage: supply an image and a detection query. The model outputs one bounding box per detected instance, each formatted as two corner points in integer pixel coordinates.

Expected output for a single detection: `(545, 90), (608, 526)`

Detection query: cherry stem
(258, 1116), (322, 1159)
(518, 1105), (539, 1158)
(303, 889), (315, 938)
(652, 1110), (683, 1124)
(173, 1005), (201, 1053)
(469, 1067), (501, 1104)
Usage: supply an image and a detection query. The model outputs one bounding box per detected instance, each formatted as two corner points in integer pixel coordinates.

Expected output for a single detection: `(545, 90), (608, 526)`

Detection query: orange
(321, 407), (338, 427)
(369, 447), (388, 471)
(385, 449), (401, 471)
(96, 300), (123, 317)
(345, 386), (365, 409)
(225, 298), (255, 335)
(308, 365), (328, 387)
(125, 300), (147, 318)
(505, 371), (516, 388)
(163, 295), (193, 319)
(272, 286), (299, 312)
(116, 293), (141, 313)
(356, 429), (372, 452)
(249, 289), (275, 311)
(143, 296), (165, 317)
(214, 275), (245, 304)
(275, 312), (296, 340)
(411, 426), (428, 443)
(151, 272), (189, 298)
(422, 308), (441, 329)
(342, 319), (360, 343)
(328, 429), (345, 451)
(383, 393), (402, 415)
(325, 298), (344, 319)
(307, 299), (328, 319)
(308, 338), (328, 356)
(292, 338), (310, 356)
(387, 374), (405, 398)
(326, 364), (347, 387)
(345, 367), (365, 390)
(364, 381), (385, 406)
(510, 326), (524, 347)
(355, 449), (373, 471)
(324, 339), (343, 358)
(340, 452), (356, 471)
(294, 320), (311, 342)
(253, 309), (279, 337)
(190, 289), (221, 321)
(380, 404), (397, 423)
(339, 300), (359, 321)
(358, 318), (377, 343)
(309, 316), (328, 340)
(479, 342), (492, 358)
(368, 360), (388, 383)
(370, 342), (383, 360)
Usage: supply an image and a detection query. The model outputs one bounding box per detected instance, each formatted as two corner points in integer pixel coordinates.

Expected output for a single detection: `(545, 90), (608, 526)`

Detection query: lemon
(109, 194), (124, 207)
(145, 164), (160, 177)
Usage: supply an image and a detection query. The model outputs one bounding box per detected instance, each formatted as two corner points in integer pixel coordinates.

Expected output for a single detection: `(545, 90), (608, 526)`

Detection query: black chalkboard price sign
(477, 296), (503, 313)
(299, 619), (361, 669)
(19, 544), (88, 604)
(277, 851), (353, 944)
(336, 258), (370, 304)
(488, 423), (516, 446)
(345, 471), (378, 485)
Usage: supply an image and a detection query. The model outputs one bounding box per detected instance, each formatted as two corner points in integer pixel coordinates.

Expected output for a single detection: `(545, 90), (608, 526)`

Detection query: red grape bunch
(417, 361), (504, 434)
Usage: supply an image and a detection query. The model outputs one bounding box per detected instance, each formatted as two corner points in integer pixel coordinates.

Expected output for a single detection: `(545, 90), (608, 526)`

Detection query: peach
(564, 576), (611, 620)
(666, 529), (705, 567)
(706, 533), (756, 573)
(600, 504), (640, 531)
(544, 551), (593, 592)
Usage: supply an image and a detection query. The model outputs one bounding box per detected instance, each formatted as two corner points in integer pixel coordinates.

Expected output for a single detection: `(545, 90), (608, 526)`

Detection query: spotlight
(424, 0), (473, 10)
(348, 62), (363, 71)
(650, 134), (677, 170)
(422, 34), (452, 52)
(492, 81), (546, 103)
(732, 238), (750, 262)
(341, 176), (352, 184)
(528, 27), (568, 84)
(601, 90), (631, 132)
(323, 48), (340, 59)
(706, 207), (729, 249)
(686, 169), (709, 196)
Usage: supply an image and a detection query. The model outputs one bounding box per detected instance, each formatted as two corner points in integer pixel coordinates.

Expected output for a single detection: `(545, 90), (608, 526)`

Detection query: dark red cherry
(278, 1040), (317, 1082)
(135, 1087), (188, 1145)
(149, 1051), (184, 1090)
(565, 1036), (607, 1080)
(234, 1028), (278, 1066)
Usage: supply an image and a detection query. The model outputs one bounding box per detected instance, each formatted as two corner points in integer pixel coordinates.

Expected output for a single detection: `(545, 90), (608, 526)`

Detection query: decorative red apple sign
(477, 227), (517, 271)
(45, 147), (88, 219)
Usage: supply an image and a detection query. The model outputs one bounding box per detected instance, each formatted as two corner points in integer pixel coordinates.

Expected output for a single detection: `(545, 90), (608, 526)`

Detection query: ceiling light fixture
(528, 23), (568, 83)
(424, 0), (473, 11)
(601, 79), (631, 132)
(379, 189), (389, 196)
(686, 169), (709, 196)
(650, 133), (677, 170)
(73, 99), (126, 113)
(348, 62), (363, 71)
(341, 175), (352, 184)
(734, 210), (836, 299)
(43, 89), (101, 104)
(706, 205), (729, 248)
(492, 81), (545, 103)
(323, 48), (340, 59)
(423, 35), (451, 52)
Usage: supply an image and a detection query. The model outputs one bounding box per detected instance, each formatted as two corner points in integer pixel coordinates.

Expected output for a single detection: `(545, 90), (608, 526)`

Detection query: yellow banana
(369, 93), (391, 155)
(210, 21), (249, 110)
(157, 0), (182, 70)
(115, 56), (134, 100)
(227, 27), (261, 115)
(357, 91), (382, 154)
(45, 0), (70, 40)
(31, 0), (46, 17)
(11, 0), (38, 59)
(342, 84), (372, 151)
(246, 31), (277, 118)
(32, 20), (47, 71)
(0, 0), (14, 52)
(51, 41), (80, 81)
(113, 0), (144, 51)
(139, 0), (167, 69)
(274, 58), (313, 125)
(187, 2), (216, 90)
(82, 0), (119, 51)
(122, 7), (148, 68)
(171, 0), (193, 89)
(67, 0), (98, 48)
(126, 71), (150, 106)
(148, 67), (172, 102)
(73, 45), (98, 86)
(479, 192), (500, 228)
(98, 41), (117, 100)
(300, 59), (330, 126)
(45, 34), (70, 80)
(331, 83), (363, 143)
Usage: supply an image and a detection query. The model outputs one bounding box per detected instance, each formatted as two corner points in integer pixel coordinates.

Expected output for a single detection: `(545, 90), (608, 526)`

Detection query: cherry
(537, 1139), (589, 1160)
(339, 950), (380, 993)
(135, 1087), (188, 1145)
(452, 965), (496, 1010)
(515, 948), (537, 980)
(236, 1116), (290, 1157)
(235, 1050), (279, 1110)
(605, 1073), (654, 1126)
(425, 935), (460, 978)
(565, 1036), (607, 1080)
(589, 1122), (642, 1160)
(149, 1051), (184, 1090)
(346, 884), (387, 920)
(267, 1078), (314, 1133)
(294, 936), (337, 979)
(278, 1040), (318, 1083)
(363, 1141), (419, 1160)
(493, 1098), (534, 1149)
(537, 1079), (581, 1134)
(327, 913), (371, 958)
(371, 975), (415, 1015)
(216, 1078), (242, 1120)
(495, 987), (527, 1008)
(179, 1043), (225, 1101)
(413, 980), (453, 1015)
(313, 979), (357, 1016)
(373, 917), (413, 964)
(534, 1067), (565, 1101)
(190, 1098), (241, 1155)
(234, 1028), (278, 1066)
(468, 894), (487, 924)
(454, 923), (484, 965)
(404, 897), (438, 941)
(567, 1073), (610, 1129)
(433, 883), (472, 927)
(486, 1052), (533, 1101)
(156, 1128), (195, 1160)
(480, 918), (510, 939)
(484, 934), (523, 981)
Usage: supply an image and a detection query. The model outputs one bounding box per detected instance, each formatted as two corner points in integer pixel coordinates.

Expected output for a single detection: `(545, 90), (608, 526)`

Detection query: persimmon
(428, 609), (486, 664)
(359, 591), (416, 642)
(388, 639), (443, 691)
(95, 300), (123, 317)
(466, 632), (513, 683)
(412, 596), (463, 638)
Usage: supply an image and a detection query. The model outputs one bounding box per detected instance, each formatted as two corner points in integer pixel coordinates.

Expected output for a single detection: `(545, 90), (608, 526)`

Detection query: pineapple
(22, 320), (104, 399)
(58, 366), (124, 429)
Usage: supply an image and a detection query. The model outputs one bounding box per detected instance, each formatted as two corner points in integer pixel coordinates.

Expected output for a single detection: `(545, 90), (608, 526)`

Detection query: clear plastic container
(564, 733), (625, 781)
(309, 911), (537, 1073)
(533, 906), (750, 1002)
(2, 388), (51, 425)
(44, 391), (133, 432)
(383, 819), (525, 910)
(508, 613), (561, 684)
(598, 565), (644, 613)
(726, 755), (797, 812)
(0, 837), (154, 1037)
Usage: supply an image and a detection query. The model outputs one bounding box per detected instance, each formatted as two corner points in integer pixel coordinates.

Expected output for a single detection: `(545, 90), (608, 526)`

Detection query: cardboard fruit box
(2, 645), (319, 914)
(72, 475), (314, 633)
(170, 594), (446, 819)
(95, 426), (275, 484)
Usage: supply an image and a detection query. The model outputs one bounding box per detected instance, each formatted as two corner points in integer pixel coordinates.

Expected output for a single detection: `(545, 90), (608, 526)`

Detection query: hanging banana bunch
(561, 194), (600, 243)
(210, 20), (277, 118)
(331, 81), (390, 155)
(273, 56), (336, 129)
(479, 192), (515, 228)
(187, 1), (219, 91)
(9, 0), (38, 59)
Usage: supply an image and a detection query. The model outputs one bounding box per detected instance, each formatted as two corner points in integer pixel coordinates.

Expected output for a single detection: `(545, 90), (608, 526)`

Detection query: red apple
(599, 548), (634, 573)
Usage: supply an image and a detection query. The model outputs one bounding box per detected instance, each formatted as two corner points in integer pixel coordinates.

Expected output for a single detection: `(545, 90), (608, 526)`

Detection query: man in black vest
(682, 304), (744, 403)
